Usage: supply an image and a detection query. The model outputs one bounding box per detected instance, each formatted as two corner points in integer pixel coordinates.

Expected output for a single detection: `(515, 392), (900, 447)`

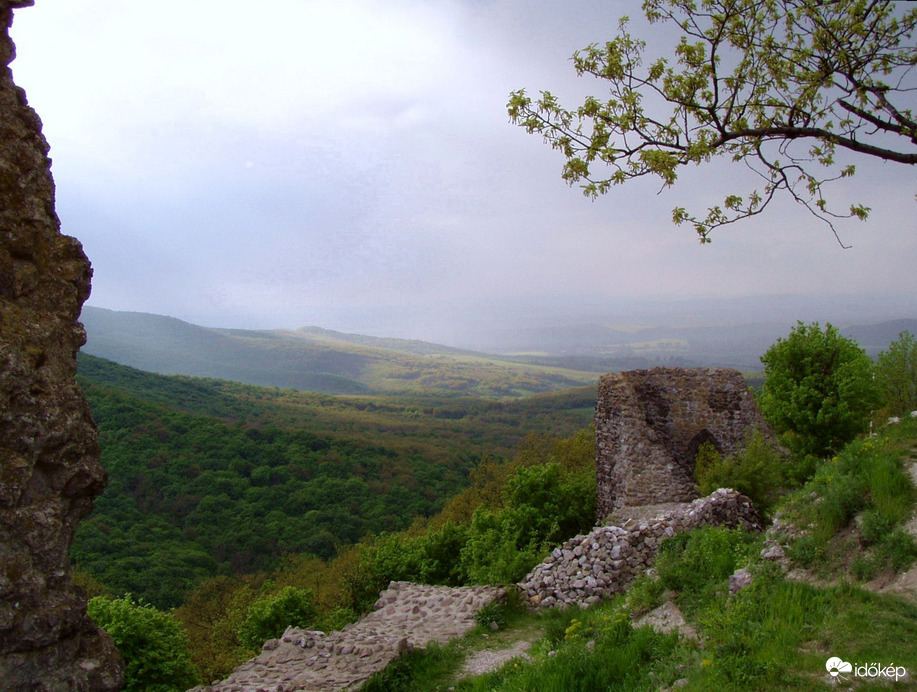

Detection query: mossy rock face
(0, 4), (122, 688)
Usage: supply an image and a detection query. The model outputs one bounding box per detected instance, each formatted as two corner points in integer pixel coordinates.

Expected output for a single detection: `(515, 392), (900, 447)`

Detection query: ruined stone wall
(519, 488), (762, 608)
(595, 367), (777, 518)
(0, 1), (123, 688)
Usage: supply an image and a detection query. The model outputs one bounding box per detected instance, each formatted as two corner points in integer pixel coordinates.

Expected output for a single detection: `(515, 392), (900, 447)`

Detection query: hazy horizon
(81, 291), (917, 355)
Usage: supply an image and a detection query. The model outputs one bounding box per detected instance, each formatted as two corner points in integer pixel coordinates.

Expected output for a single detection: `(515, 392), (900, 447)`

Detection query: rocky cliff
(0, 1), (123, 688)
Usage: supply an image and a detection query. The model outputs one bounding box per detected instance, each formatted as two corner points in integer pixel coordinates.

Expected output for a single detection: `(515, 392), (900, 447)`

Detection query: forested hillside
(74, 355), (595, 607)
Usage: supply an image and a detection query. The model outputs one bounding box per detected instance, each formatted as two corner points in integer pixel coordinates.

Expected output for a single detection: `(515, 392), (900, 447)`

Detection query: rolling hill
(81, 307), (917, 392)
(79, 306), (602, 397)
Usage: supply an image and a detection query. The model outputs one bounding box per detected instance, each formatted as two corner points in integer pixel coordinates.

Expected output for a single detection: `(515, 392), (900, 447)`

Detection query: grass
(778, 419), (917, 583)
(361, 560), (917, 691)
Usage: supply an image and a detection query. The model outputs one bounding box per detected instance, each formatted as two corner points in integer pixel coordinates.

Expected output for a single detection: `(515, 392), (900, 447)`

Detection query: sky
(9, 0), (917, 346)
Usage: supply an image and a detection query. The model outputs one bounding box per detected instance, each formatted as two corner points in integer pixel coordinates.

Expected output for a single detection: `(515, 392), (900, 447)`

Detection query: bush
(850, 554), (877, 582)
(459, 462), (596, 584)
(879, 528), (917, 572)
(875, 330), (917, 416)
(459, 505), (545, 584)
(759, 322), (879, 458)
(859, 509), (893, 546)
(315, 606), (359, 632)
(694, 430), (785, 513)
(474, 602), (507, 630)
(787, 535), (823, 568)
(87, 595), (198, 692)
(237, 586), (317, 650)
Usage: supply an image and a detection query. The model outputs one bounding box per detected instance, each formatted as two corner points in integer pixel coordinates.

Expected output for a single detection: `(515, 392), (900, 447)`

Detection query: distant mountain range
(78, 306), (600, 397)
(79, 306), (917, 395)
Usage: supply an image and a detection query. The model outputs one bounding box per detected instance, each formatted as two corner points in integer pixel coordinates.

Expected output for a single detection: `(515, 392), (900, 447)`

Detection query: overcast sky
(9, 0), (917, 344)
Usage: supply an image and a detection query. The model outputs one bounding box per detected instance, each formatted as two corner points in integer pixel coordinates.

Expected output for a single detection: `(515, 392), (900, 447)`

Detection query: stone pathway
(190, 581), (505, 692)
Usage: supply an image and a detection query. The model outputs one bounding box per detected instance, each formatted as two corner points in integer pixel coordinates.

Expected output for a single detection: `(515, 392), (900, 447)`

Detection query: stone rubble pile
(520, 488), (762, 608)
(190, 581), (505, 692)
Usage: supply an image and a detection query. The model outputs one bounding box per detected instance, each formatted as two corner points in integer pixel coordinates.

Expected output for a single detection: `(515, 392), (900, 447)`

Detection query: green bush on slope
(87, 595), (199, 692)
(759, 322), (879, 458)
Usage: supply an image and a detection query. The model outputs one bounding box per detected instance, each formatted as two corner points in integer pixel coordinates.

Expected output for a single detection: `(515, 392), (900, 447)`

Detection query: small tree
(87, 595), (199, 692)
(875, 330), (917, 416)
(759, 322), (879, 457)
(508, 0), (917, 243)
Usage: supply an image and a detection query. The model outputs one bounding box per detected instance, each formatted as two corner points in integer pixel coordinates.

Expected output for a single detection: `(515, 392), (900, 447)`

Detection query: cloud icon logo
(826, 657), (852, 677)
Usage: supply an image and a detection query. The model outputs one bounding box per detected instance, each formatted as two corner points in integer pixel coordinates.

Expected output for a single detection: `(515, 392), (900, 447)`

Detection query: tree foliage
(875, 330), (917, 416)
(331, 431), (596, 612)
(759, 322), (879, 457)
(237, 586), (317, 650)
(508, 0), (917, 242)
(73, 359), (593, 608)
(87, 595), (199, 692)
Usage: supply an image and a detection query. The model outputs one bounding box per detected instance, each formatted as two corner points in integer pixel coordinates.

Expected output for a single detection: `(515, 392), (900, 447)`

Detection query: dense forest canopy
(74, 355), (595, 607)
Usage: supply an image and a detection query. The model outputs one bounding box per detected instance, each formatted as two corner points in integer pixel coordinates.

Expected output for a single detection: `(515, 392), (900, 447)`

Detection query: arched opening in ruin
(682, 428), (722, 477)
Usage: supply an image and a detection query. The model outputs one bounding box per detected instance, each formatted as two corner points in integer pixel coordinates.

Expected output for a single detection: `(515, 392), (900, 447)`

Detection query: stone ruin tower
(595, 367), (777, 519)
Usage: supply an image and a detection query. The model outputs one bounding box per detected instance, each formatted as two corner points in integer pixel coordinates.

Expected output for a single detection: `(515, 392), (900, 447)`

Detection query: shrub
(859, 509), (893, 546)
(879, 528), (917, 572)
(316, 606), (359, 632)
(787, 535), (822, 568)
(459, 505), (545, 584)
(474, 602), (507, 630)
(460, 462), (596, 584)
(875, 330), (917, 416)
(694, 430), (785, 513)
(87, 595), (198, 692)
(850, 554), (877, 582)
(237, 586), (317, 650)
(759, 322), (879, 458)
